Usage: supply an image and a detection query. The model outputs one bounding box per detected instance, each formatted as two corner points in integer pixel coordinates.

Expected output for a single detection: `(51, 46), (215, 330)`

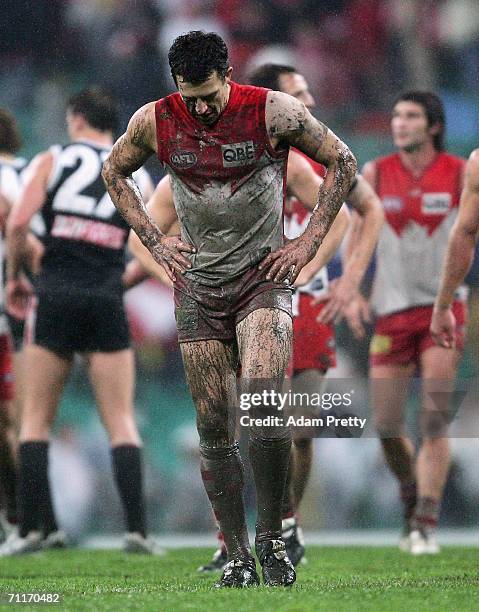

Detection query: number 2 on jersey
(51, 145), (115, 219)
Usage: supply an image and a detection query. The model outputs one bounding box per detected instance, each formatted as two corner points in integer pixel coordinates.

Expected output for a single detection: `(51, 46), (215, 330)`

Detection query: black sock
(200, 442), (250, 559)
(18, 441), (50, 537)
(42, 477), (58, 536)
(249, 430), (291, 543)
(281, 453), (295, 520)
(111, 445), (146, 537)
(0, 437), (18, 523)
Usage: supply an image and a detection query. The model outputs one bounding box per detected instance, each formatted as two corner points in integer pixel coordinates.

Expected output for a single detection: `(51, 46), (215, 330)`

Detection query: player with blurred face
(1, 88), (158, 557)
(357, 92), (466, 555)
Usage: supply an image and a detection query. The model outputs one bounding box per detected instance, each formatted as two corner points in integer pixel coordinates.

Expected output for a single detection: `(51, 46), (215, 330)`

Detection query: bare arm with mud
(102, 102), (194, 281)
(260, 91), (357, 283)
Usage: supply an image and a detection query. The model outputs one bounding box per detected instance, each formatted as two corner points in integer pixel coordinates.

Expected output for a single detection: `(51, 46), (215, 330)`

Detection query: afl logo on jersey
(170, 151), (197, 169)
(382, 196), (403, 212)
(421, 193), (451, 215)
(221, 140), (255, 168)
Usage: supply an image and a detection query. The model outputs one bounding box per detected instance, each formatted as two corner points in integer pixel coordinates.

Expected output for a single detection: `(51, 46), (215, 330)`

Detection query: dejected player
(103, 31), (357, 587)
(1, 88), (158, 556)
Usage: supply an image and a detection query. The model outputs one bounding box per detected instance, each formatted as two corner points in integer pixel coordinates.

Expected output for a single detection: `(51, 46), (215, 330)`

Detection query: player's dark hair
(67, 87), (119, 133)
(0, 108), (22, 154)
(168, 31), (229, 85)
(394, 91), (446, 151)
(247, 64), (297, 91)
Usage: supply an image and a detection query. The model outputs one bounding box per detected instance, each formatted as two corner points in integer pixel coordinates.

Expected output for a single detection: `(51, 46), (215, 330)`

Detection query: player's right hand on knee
(430, 305), (456, 349)
(6, 274), (33, 320)
(151, 235), (195, 282)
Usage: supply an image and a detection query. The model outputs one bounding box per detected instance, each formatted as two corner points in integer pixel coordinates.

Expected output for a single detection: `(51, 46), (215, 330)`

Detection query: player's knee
(196, 410), (233, 448)
(421, 412), (450, 438)
(373, 414), (403, 439)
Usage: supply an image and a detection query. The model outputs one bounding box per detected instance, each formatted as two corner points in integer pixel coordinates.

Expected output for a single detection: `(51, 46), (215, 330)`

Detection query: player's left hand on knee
(259, 237), (316, 284)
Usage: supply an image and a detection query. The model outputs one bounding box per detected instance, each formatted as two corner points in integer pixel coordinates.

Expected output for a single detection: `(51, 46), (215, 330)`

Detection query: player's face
(391, 101), (432, 152)
(177, 69), (232, 126)
(278, 72), (315, 109)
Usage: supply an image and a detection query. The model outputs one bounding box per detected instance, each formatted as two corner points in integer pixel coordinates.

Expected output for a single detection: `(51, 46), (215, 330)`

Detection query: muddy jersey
(155, 81), (289, 286)
(0, 156), (28, 333)
(37, 140), (151, 296)
(371, 152), (465, 316)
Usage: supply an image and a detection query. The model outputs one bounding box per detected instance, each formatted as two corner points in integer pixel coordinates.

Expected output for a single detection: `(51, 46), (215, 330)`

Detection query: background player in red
(247, 64), (383, 567)
(1, 88), (157, 556)
(103, 31), (357, 587)
(358, 92), (466, 554)
(0, 109), (63, 548)
(431, 148), (479, 346)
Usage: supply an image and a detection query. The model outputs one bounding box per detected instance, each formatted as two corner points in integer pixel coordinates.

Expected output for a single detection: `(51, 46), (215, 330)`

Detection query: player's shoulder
(371, 152), (399, 170)
(437, 150), (467, 171)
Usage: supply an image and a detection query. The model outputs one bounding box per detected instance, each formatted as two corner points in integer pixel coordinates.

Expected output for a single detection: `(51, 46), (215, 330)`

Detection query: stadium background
(2, 0), (479, 541)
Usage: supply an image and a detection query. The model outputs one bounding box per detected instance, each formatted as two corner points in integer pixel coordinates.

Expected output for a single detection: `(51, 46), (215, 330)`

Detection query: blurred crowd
(1, 0), (479, 145)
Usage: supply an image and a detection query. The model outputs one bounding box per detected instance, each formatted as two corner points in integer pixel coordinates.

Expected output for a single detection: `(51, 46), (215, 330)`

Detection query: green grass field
(0, 546), (478, 611)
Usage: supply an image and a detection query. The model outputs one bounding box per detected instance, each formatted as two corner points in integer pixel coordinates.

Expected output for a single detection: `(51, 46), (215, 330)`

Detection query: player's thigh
(20, 345), (72, 435)
(180, 339), (238, 442)
(420, 345), (461, 438)
(87, 349), (135, 415)
(236, 307), (292, 379)
(370, 363), (415, 434)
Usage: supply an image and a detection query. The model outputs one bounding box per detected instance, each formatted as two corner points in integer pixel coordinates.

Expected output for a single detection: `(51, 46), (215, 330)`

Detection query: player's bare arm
(431, 150), (479, 348)
(287, 150), (351, 286)
(102, 103), (194, 281)
(319, 174), (384, 324)
(260, 90), (357, 282)
(6, 151), (52, 318)
(128, 175), (179, 287)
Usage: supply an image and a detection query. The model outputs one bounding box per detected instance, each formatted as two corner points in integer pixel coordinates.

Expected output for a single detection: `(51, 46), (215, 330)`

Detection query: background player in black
(1, 88), (157, 555)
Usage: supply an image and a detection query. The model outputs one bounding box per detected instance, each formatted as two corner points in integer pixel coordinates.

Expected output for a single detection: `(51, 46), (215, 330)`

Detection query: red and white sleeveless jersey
(371, 152), (466, 316)
(284, 149), (328, 302)
(155, 82), (289, 286)
(0, 156), (28, 333)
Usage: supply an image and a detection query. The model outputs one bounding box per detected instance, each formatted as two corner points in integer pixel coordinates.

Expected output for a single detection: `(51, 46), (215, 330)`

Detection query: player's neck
(0, 152), (15, 162)
(71, 127), (113, 147)
(398, 142), (439, 177)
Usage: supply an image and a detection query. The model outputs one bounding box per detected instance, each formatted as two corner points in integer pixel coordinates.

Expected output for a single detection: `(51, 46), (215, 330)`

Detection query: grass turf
(0, 546), (478, 611)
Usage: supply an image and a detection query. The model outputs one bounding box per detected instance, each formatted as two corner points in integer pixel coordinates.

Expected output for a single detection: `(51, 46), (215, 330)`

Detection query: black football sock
(18, 441), (49, 537)
(249, 429), (292, 543)
(42, 477), (59, 536)
(0, 437), (18, 523)
(111, 445), (146, 537)
(200, 442), (250, 559)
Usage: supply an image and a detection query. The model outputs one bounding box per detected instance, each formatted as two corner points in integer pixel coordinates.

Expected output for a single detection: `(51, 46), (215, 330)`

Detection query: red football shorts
(370, 302), (466, 367)
(0, 333), (14, 401)
(291, 294), (336, 374)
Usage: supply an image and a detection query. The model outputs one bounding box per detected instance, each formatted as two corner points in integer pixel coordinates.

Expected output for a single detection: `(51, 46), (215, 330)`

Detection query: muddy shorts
(174, 266), (293, 343)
